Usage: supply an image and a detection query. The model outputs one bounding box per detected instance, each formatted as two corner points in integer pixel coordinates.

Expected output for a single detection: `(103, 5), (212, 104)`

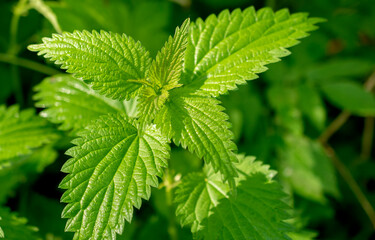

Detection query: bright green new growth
(138, 19), (190, 127)
(29, 6), (321, 240)
(0, 105), (57, 162)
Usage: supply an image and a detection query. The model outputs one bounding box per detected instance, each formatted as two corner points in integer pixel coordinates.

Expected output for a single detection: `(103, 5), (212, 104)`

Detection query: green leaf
(50, 0), (172, 56)
(321, 80), (375, 116)
(307, 58), (375, 82)
(0, 105), (57, 161)
(0, 146), (58, 204)
(137, 19), (190, 127)
(278, 135), (339, 202)
(0, 207), (40, 240)
(28, 30), (152, 100)
(154, 90), (238, 186)
(34, 74), (125, 133)
(148, 18), (189, 90)
(60, 113), (170, 239)
(183, 7), (323, 97)
(175, 155), (276, 234)
(198, 174), (291, 240)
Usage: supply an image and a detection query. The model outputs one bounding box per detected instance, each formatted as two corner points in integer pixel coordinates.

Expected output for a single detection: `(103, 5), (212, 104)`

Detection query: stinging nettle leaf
(175, 155), (289, 239)
(34, 74), (126, 133)
(28, 30), (152, 100)
(154, 90), (238, 186)
(148, 18), (190, 90)
(59, 113), (170, 240)
(137, 19), (190, 127)
(0, 105), (58, 162)
(175, 155), (275, 234)
(183, 7), (323, 97)
(198, 174), (292, 240)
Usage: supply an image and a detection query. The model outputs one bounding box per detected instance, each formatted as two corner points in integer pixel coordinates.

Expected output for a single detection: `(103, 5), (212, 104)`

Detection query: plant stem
(165, 169), (178, 240)
(29, 0), (62, 33)
(0, 53), (60, 75)
(323, 144), (375, 229)
(360, 117), (374, 161)
(318, 71), (375, 229)
(128, 79), (155, 88)
(319, 111), (351, 144)
(319, 70), (375, 144)
(9, 0), (28, 106)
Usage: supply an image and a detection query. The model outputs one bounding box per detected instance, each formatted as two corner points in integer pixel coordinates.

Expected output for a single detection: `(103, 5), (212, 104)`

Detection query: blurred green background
(0, 0), (375, 239)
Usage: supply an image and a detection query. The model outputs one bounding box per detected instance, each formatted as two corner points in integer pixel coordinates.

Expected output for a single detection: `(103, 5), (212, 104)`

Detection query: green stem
(360, 117), (374, 161)
(0, 53), (60, 75)
(29, 0), (62, 34)
(165, 169), (178, 240)
(318, 111), (351, 144)
(323, 144), (375, 229)
(8, 0), (29, 106)
(128, 79), (155, 88)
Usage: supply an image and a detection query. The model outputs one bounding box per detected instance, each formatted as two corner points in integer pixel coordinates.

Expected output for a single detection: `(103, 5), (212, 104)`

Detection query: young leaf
(28, 30), (152, 100)
(175, 155), (275, 234)
(198, 174), (291, 240)
(59, 113), (170, 239)
(183, 7), (323, 97)
(154, 90), (238, 186)
(34, 74), (125, 133)
(138, 19), (190, 126)
(0, 105), (57, 161)
(148, 18), (189, 90)
(0, 207), (40, 240)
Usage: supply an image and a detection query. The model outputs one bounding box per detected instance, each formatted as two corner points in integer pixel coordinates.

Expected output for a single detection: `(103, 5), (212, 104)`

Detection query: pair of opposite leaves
(28, 6), (321, 240)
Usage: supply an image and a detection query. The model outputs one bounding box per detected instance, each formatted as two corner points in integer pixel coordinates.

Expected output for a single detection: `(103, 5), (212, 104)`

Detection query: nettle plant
(28, 6), (321, 240)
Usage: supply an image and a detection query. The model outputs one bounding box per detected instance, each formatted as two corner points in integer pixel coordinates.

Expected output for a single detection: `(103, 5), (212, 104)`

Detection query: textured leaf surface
(34, 74), (124, 133)
(183, 7), (322, 97)
(29, 30), (152, 100)
(0, 207), (40, 240)
(138, 19), (189, 127)
(60, 113), (169, 239)
(198, 174), (291, 240)
(154, 90), (238, 185)
(175, 155), (275, 234)
(148, 18), (189, 90)
(0, 105), (57, 161)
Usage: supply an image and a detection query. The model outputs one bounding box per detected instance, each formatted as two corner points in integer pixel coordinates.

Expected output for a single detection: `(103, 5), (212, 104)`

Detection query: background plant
(0, 0), (374, 240)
